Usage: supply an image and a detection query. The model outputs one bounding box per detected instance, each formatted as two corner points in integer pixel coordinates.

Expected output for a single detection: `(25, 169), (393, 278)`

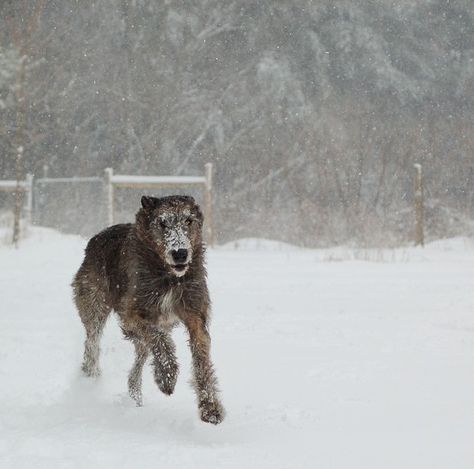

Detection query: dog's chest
(156, 288), (179, 329)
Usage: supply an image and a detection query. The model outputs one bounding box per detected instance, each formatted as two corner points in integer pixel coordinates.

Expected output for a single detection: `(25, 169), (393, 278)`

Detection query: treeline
(0, 0), (473, 245)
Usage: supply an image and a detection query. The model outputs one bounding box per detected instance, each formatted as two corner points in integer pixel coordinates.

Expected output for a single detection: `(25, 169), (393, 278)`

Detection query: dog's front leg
(150, 329), (179, 396)
(184, 314), (225, 425)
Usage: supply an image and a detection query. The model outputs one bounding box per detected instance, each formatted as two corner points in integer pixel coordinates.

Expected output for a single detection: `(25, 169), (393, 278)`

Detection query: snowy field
(1, 228), (474, 469)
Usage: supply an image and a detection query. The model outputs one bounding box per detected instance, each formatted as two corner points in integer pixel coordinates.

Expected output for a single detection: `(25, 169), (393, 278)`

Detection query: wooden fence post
(25, 173), (33, 227)
(414, 163), (424, 247)
(204, 163), (214, 247)
(104, 167), (114, 226)
(12, 146), (24, 247)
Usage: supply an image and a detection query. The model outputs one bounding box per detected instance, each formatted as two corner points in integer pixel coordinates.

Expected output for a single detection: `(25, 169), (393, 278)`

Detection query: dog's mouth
(171, 263), (189, 277)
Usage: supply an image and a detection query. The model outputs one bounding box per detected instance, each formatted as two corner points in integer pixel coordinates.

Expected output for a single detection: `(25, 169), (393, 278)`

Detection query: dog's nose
(171, 249), (188, 264)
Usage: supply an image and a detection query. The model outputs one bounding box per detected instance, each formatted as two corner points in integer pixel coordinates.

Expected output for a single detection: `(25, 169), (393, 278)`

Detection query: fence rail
(110, 175), (207, 187)
(0, 180), (31, 190)
(35, 176), (102, 184)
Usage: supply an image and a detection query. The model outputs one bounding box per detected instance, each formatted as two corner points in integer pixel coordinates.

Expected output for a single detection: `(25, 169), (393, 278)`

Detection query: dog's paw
(155, 372), (178, 395)
(81, 362), (101, 378)
(200, 399), (225, 425)
(128, 374), (144, 406)
(154, 365), (179, 396)
(129, 387), (143, 407)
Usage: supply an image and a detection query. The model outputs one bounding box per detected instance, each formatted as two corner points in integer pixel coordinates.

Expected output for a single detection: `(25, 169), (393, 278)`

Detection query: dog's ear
(141, 196), (159, 211)
(194, 203), (204, 225)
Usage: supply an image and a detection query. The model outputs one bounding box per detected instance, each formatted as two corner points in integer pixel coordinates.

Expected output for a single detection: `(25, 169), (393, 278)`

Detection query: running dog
(72, 195), (224, 424)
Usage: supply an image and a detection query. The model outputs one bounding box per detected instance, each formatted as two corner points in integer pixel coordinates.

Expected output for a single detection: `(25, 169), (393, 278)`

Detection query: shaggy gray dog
(72, 195), (224, 424)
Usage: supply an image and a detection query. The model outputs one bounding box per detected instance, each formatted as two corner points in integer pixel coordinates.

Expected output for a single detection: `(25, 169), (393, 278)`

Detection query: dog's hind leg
(150, 330), (179, 396)
(73, 280), (111, 378)
(81, 302), (110, 377)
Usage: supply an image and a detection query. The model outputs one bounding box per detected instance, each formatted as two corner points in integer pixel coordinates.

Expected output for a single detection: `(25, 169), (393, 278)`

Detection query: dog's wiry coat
(72, 195), (224, 424)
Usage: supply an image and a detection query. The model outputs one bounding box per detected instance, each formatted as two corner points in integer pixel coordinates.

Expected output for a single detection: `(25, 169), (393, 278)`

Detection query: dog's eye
(159, 221), (167, 229)
(185, 218), (193, 226)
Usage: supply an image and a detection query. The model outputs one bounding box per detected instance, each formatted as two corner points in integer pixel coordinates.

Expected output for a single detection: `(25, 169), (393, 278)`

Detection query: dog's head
(136, 195), (204, 277)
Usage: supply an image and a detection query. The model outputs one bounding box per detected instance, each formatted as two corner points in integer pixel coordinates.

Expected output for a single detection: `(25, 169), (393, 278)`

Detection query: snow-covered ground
(1, 228), (474, 469)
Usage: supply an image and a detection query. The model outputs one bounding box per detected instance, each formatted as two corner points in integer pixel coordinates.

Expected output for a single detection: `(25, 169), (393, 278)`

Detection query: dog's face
(138, 195), (203, 277)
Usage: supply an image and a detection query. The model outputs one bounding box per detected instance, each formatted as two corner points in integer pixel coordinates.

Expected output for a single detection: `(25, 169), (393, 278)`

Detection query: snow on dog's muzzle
(165, 233), (192, 276)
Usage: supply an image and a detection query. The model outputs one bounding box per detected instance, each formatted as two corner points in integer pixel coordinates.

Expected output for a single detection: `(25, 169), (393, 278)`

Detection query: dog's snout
(171, 249), (188, 264)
